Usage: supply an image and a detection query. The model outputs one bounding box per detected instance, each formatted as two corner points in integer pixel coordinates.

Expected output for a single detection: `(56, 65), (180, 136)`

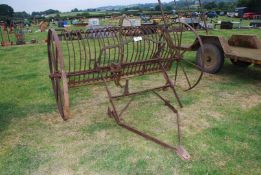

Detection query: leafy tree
(0, 4), (14, 25)
(71, 8), (79, 12)
(155, 5), (161, 11)
(123, 8), (129, 12)
(155, 4), (173, 11)
(165, 5), (173, 11)
(218, 2), (225, 9)
(44, 9), (60, 15)
(32, 11), (41, 17)
(0, 4), (14, 17)
(32, 9), (60, 17)
(204, 2), (218, 10)
(14, 11), (31, 19)
(237, 0), (261, 13)
(237, 0), (249, 7)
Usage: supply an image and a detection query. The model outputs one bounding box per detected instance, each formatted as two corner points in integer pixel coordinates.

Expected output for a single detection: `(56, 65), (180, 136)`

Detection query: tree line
(203, 0), (260, 12)
(0, 0), (260, 22)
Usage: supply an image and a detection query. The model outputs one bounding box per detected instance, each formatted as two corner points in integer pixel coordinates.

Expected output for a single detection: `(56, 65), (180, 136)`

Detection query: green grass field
(0, 23), (261, 175)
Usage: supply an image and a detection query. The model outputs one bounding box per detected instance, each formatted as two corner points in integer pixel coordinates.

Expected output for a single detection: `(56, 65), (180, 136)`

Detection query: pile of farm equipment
(0, 22), (26, 47)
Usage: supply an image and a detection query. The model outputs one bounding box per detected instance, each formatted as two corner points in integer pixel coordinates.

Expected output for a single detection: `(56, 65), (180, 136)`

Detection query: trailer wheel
(230, 59), (252, 67)
(196, 43), (224, 74)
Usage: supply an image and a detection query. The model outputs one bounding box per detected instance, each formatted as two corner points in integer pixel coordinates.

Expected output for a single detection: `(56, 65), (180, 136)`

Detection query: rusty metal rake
(0, 23), (15, 47)
(47, 0), (204, 160)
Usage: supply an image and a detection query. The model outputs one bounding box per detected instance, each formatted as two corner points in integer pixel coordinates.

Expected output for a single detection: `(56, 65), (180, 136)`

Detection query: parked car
(207, 11), (218, 18)
(227, 12), (235, 17)
(235, 7), (247, 18)
(219, 11), (226, 16)
(192, 12), (200, 17)
(243, 12), (256, 19)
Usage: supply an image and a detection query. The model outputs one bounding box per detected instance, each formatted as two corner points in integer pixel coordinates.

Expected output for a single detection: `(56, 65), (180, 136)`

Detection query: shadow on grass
(206, 63), (261, 93)
(0, 103), (25, 133)
(0, 102), (55, 137)
(219, 64), (261, 82)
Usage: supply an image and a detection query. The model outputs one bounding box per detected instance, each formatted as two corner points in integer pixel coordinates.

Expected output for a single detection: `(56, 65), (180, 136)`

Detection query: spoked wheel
(166, 22), (204, 91)
(48, 29), (70, 121)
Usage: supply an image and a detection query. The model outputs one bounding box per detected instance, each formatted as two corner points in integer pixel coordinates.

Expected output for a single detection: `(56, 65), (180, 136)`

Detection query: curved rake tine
(178, 23), (184, 55)
(182, 58), (203, 71)
(182, 60), (203, 91)
(180, 63), (192, 89)
(174, 61), (179, 86)
(180, 50), (187, 57)
(185, 73), (203, 91)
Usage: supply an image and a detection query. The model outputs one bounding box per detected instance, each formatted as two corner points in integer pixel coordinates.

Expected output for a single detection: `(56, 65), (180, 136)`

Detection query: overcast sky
(1, 0), (173, 13)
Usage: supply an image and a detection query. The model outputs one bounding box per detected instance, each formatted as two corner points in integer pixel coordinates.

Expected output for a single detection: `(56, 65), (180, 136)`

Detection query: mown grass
(0, 25), (260, 175)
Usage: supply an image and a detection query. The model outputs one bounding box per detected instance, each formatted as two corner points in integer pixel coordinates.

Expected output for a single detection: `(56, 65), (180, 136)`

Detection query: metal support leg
(101, 72), (190, 160)
(123, 79), (129, 95)
(153, 91), (190, 160)
(160, 63), (183, 108)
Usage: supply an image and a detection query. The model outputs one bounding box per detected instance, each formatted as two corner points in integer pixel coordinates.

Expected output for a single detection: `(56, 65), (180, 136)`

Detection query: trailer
(188, 34), (261, 73)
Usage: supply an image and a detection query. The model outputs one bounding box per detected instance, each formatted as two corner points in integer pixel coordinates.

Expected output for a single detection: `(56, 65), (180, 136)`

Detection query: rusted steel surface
(47, 0), (204, 160)
(220, 35), (261, 64)
(0, 23), (15, 47)
(228, 35), (261, 49)
(48, 30), (70, 120)
(56, 25), (174, 87)
(226, 47), (261, 64)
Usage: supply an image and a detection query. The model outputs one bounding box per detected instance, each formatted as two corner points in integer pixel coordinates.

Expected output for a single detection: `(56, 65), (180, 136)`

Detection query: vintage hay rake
(47, 0), (204, 160)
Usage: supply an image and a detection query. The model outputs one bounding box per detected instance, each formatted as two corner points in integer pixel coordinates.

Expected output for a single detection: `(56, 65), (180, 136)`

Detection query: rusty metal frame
(98, 62), (190, 160)
(47, 0), (205, 160)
